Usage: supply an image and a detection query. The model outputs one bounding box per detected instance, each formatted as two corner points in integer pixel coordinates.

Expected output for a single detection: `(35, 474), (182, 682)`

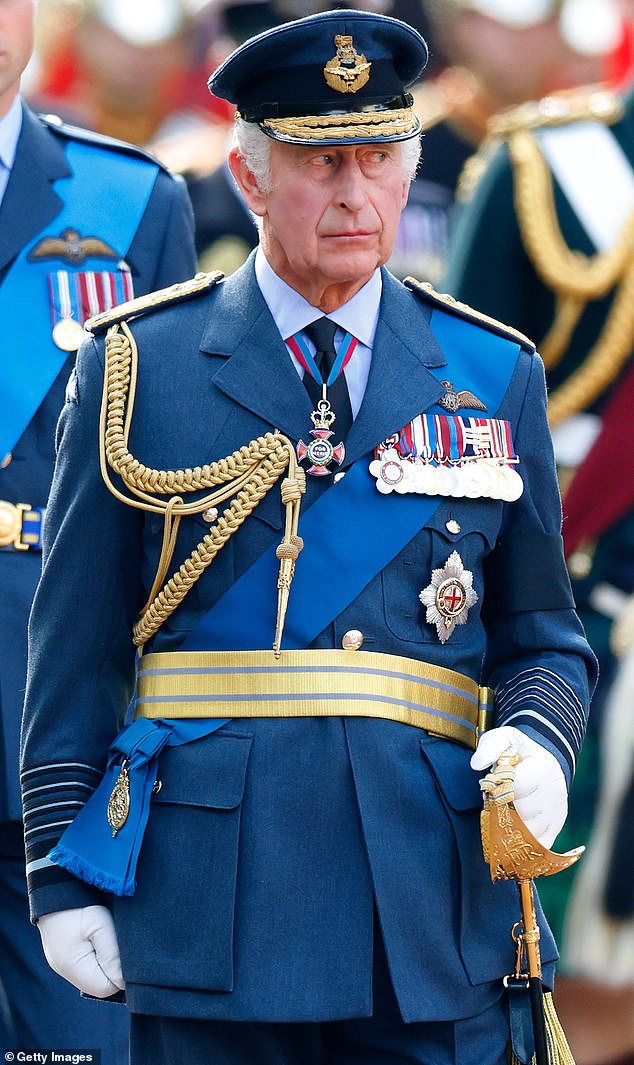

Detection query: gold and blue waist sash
(135, 649), (493, 751)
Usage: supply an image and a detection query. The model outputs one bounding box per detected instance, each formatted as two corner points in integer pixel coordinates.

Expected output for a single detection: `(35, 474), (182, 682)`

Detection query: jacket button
(342, 629), (364, 650)
(445, 519), (461, 535)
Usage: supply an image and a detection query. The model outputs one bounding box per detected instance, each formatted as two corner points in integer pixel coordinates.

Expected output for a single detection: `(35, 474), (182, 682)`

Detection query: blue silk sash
(0, 140), (158, 459)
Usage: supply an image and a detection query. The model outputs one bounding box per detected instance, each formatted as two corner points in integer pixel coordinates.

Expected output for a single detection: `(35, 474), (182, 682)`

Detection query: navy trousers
(131, 918), (509, 1065)
(0, 822), (129, 1064)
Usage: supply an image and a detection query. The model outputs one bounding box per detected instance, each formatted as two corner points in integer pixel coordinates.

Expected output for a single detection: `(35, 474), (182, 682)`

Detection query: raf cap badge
(419, 551), (478, 642)
(324, 35), (371, 94)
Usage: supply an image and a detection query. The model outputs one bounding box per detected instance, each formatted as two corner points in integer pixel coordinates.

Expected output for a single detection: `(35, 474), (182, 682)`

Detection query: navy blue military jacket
(21, 257), (596, 1023)
(0, 103), (196, 822)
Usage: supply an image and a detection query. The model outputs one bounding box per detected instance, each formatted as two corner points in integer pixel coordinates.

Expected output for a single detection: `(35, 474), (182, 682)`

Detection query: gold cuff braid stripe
(262, 108), (418, 141)
(99, 321), (305, 651)
(509, 129), (634, 426)
(135, 649), (492, 750)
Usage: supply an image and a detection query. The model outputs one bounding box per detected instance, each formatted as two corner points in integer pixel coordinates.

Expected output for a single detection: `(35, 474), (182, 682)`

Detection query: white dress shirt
(0, 96), (23, 206)
(255, 246), (381, 418)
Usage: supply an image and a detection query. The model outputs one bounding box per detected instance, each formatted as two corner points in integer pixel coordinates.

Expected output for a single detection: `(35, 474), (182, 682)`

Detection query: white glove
(38, 905), (125, 998)
(471, 725), (568, 849)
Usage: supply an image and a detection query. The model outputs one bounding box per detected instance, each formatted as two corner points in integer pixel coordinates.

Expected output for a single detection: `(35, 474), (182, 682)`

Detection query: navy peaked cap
(208, 9), (428, 145)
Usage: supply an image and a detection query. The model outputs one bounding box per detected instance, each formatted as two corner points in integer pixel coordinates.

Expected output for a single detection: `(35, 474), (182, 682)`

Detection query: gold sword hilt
(480, 747), (584, 883)
(480, 746), (584, 980)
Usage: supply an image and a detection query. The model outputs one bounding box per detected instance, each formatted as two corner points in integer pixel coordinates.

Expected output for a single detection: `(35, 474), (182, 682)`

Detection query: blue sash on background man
(49, 306), (522, 895)
(0, 140), (158, 460)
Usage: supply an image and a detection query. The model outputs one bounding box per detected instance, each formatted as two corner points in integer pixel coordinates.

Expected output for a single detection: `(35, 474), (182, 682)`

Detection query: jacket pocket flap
(420, 735), (484, 811)
(423, 500), (502, 551)
(153, 731), (253, 809)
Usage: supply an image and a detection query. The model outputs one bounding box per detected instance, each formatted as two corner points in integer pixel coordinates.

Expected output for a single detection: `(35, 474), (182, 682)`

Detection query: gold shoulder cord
(508, 128), (634, 427)
(99, 319), (305, 655)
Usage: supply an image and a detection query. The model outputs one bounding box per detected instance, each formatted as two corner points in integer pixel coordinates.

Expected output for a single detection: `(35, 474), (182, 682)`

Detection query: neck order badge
(290, 320), (357, 476)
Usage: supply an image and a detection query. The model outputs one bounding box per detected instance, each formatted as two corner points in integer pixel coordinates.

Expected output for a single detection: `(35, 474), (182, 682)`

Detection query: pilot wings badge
(28, 228), (120, 265)
(438, 381), (487, 413)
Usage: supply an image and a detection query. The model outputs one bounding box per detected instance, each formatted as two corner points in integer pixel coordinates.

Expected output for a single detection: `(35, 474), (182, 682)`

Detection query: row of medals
(370, 448), (524, 501)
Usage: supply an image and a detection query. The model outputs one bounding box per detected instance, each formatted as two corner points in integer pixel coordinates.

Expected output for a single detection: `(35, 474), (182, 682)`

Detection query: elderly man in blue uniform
(0, 0), (196, 1059)
(20, 10), (595, 1065)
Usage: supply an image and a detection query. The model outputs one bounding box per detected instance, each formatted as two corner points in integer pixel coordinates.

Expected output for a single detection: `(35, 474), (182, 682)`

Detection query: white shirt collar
(0, 95), (23, 172)
(255, 245), (381, 348)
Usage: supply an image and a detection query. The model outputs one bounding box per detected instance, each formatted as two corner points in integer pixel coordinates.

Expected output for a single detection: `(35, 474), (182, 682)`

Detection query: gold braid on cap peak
(99, 320), (305, 653)
(262, 107), (419, 141)
(508, 125), (634, 427)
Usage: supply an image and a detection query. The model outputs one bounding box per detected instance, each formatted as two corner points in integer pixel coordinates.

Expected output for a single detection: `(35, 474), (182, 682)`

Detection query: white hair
(401, 134), (422, 182)
(232, 116), (421, 190)
(232, 119), (275, 193)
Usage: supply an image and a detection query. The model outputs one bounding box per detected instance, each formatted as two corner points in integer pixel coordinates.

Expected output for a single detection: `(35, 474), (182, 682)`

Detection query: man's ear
(228, 147), (267, 217)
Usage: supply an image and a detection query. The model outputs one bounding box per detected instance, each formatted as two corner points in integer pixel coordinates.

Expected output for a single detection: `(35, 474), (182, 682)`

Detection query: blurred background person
(390, 0), (626, 281)
(443, 5), (634, 1062)
(0, 0), (196, 1060)
(29, 0), (234, 168)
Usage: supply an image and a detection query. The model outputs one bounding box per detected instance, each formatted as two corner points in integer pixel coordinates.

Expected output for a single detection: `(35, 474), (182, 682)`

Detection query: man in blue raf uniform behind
(21, 10), (595, 1065)
(0, 0), (196, 1060)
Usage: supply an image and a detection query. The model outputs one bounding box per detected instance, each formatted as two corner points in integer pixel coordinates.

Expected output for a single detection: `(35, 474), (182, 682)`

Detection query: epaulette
(40, 113), (173, 173)
(456, 87), (623, 205)
(487, 85), (623, 140)
(87, 272), (224, 334)
(405, 278), (536, 354)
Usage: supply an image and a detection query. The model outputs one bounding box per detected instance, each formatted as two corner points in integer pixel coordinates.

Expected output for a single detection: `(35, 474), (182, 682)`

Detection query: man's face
(0, 0), (34, 117)
(231, 138), (410, 309)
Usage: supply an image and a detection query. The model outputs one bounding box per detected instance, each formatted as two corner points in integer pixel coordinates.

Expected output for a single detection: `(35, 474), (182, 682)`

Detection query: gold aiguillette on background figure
(480, 748), (584, 1065)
